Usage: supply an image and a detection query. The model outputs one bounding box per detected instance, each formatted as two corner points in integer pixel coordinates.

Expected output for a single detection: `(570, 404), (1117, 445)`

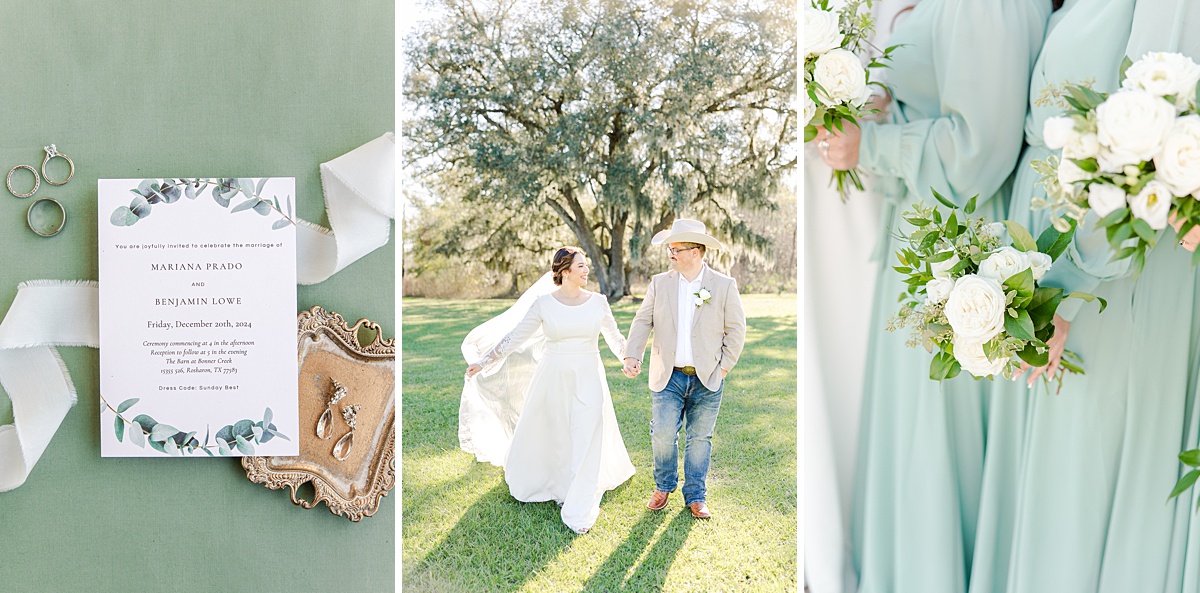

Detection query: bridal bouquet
(804, 0), (895, 201)
(1032, 52), (1200, 272)
(889, 191), (1105, 382)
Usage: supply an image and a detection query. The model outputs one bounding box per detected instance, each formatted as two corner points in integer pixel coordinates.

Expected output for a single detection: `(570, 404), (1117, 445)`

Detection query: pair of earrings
(316, 378), (361, 461)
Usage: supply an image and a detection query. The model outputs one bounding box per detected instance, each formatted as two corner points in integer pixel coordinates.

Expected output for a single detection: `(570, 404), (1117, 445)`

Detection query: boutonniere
(693, 288), (712, 308)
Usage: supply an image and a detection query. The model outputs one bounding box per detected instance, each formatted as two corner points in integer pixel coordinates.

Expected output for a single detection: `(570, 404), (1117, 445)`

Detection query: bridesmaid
(816, 0), (1050, 591)
(988, 0), (1200, 590)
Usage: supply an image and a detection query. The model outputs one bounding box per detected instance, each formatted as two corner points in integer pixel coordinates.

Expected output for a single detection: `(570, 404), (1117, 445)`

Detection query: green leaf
(1131, 218), (1159, 247)
(931, 188), (957, 210)
(234, 435), (254, 455)
(149, 424), (178, 442)
(1028, 287), (1064, 330)
(255, 177), (268, 197)
(230, 198), (260, 214)
(164, 438), (180, 456)
(804, 126), (818, 142)
(1037, 221), (1076, 261)
(201, 448), (214, 457)
(263, 408), (273, 427)
(1169, 469), (1200, 501)
(1016, 343), (1050, 367)
(930, 352), (960, 381)
(116, 398), (139, 414)
(1004, 309), (1037, 342)
(233, 419), (254, 438)
(1003, 220), (1038, 252)
(1181, 449), (1200, 467)
(128, 422), (145, 448)
(928, 250), (956, 263)
(114, 415), (125, 442)
(1071, 157), (1099, 174)
(252, 200), (272, 216)
(1003, 268), (1036, 304)
(270, 218), (290, 230)
(110, 206), (138, 226)
(964, 195), (978, 215)
(216, 438), (231, 456)
(1065, 291), (1108, 314)
(252, 425), (264, 441)
(945, 211), (959, 238)
(1118, 55), (1134, 85)
(1098, 207), (1130, 229)
(286, 195), (293, 217)
(212, 184), (231, 207)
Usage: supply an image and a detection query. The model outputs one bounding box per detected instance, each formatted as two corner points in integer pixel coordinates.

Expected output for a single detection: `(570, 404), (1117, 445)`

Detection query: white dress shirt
(674, 264), (707, 367)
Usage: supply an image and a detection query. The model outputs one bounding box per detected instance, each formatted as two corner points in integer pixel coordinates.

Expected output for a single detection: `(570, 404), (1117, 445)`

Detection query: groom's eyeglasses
(667, 246), (698, 256)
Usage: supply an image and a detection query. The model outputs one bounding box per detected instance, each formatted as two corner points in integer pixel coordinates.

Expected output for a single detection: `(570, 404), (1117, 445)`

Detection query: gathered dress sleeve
(474, 298), (544, 372)
(858, 0), (1050, 208)
(599, 297), (628, 362)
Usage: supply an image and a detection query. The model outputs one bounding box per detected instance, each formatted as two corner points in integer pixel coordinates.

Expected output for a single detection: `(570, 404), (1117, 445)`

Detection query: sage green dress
(849, 1), (1049, 591)
(980, 0), (1200, 591)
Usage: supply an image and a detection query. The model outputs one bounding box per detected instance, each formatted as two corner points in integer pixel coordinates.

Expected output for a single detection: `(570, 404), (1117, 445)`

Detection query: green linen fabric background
(0, 1), (396, 590)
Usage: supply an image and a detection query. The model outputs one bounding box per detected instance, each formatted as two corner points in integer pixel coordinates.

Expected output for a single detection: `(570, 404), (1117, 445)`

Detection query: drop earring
(332, 404), (361, 461)
(316, 378), (347, 439)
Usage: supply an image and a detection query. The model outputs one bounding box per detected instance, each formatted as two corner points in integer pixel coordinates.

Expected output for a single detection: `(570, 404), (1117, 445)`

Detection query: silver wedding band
(27, 197), (65, 237)
(7, 165), (39, 198)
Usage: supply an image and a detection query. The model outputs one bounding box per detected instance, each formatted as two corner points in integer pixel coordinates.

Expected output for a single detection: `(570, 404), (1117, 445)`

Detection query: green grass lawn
(402, 294), (797, 592)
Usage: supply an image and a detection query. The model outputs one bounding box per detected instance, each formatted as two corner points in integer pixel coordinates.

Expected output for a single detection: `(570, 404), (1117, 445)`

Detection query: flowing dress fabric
(979, 1), (1200, 591)
(459, 273), (557, 466)
(475, 292), (635, 533)
(848, 1), (1049, 592)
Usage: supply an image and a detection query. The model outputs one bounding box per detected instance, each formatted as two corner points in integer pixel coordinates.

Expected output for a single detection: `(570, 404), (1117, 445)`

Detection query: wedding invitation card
(98, 178), (299, 457)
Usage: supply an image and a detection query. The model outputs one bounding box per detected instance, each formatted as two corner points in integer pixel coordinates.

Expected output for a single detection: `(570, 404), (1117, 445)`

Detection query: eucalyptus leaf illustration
(102, 396), (288, 456)
(110, 178), (295, 229)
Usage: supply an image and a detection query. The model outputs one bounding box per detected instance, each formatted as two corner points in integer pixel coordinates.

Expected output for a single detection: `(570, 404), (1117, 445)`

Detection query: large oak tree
(405, 0), (796, 300)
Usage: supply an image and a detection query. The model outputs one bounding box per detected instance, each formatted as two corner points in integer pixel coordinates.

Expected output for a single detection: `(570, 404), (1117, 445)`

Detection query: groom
(624, 219), (746, 519)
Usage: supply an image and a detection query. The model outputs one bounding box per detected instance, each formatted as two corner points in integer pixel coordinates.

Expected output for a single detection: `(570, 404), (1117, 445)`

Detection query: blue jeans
(651, 368), (723, 505)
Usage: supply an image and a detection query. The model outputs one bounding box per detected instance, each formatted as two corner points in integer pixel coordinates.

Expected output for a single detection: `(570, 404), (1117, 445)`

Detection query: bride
(463, 246), (635, 534)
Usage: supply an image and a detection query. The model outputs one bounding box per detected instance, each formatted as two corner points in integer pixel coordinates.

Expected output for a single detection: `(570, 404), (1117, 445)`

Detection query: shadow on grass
(408, 481), (575, 593)
(582, 508), (696, 592)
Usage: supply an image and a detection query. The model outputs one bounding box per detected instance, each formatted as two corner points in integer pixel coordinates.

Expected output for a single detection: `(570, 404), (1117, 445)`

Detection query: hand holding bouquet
(889, 190), (1105, 384)
(1032, 52), (1200, 272)
(804, 0), (895, 201)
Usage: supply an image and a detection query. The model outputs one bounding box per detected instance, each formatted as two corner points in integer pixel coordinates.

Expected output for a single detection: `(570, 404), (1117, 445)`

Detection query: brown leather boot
(689, 501), (711, 519)
(647, 490), (670, 510)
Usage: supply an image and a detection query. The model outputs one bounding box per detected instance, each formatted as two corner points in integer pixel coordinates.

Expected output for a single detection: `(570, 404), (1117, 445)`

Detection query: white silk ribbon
(0, 133), (394, 491)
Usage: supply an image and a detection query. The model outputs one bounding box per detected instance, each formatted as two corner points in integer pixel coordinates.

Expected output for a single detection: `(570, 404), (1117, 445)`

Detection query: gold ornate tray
(243, 306), (395, 521)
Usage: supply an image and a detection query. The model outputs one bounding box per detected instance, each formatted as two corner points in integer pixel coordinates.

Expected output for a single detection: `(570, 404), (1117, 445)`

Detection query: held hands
(814, 122), (863, 171)
(622, 358), (641, 379)
(465, 363), (482, 379)
(1016, 314), (1070, 386)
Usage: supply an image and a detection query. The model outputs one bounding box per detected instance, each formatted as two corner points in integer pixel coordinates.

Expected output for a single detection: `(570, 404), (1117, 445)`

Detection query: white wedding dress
(461, 281), (635, 533)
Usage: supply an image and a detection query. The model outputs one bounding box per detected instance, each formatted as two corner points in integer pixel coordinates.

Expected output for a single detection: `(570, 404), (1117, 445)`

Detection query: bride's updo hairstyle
(551, 246), (584, 285)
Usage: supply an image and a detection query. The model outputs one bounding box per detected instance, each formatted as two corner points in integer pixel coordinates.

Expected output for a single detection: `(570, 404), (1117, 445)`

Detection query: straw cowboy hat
(650, 218), (724, 250)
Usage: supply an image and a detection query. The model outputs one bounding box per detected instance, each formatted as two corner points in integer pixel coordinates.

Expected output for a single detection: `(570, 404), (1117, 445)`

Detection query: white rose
(1121, 51), (1200, 110)
(804, 7), (843, 58)
(1042, 116), (1079, 150)
(1057, 157), (1093, 188)
(813, 49), (868, 107)
(1095, 90), (1177, 168)
(952, 334), (1009, 378)
(978, 246), (1032, 284)
(1027, 251), (1053, 281)
(1086, 183), (1129, 217)
(803, 92), (817, 126)
(1062, 132), (1101, 160)
(924, 277), (954, 305)
(1129, 180), (1173, 230)
(943, 274), (1007, 342)
(1154, 115), (1200, 197)
(930, 250), (960, 279)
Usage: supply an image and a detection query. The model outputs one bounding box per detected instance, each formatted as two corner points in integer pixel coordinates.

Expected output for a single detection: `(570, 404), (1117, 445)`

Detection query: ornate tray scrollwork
(242, 306), (395, 521)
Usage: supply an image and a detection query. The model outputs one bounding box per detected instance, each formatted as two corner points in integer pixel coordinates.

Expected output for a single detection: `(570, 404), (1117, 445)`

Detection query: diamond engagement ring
(41, 144), (74, 186)
(817, 139), (829, 155)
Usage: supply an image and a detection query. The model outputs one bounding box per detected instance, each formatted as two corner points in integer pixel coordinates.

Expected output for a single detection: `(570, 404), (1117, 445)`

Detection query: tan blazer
(625, 266), (747, 392)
